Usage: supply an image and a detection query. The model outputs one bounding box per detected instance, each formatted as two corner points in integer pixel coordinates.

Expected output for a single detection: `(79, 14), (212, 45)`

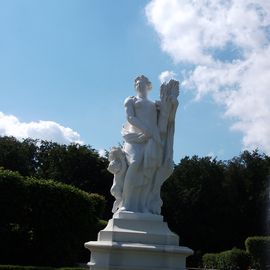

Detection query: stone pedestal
(85, 211), (193, 270)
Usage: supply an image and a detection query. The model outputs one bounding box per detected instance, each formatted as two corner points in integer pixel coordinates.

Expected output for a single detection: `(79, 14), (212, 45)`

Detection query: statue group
(85, 75), (193, 270)
(108, 75), (179, 215)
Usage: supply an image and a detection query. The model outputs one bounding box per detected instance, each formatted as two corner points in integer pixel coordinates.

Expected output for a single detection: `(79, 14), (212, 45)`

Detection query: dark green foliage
(162, 151), (270, 266)
(224, 151), (270, 246)
(1, 136), (270, 267)
(88, 194), (106, 219)
(96, 220), (108, 232)
(0, 266), (85, 270)
(202, 253), (219, 269)
(0, 137), (113, 219)
(162, 156), (228, 253)
(0, 266), (54, 270)
(245, 236), (270, 270)
(0, 137), (38, 176)
(203, 249), (251, 270)
(218, 248), (251, 270)
(0, 168), (105, 266)
(35, 142), (110, 195)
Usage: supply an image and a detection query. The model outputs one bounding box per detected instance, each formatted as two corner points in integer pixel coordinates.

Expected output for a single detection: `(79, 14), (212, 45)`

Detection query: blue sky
(1, 0), (269, 162)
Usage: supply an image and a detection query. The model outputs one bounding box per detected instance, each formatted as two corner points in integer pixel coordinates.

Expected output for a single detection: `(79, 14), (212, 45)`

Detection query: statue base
(84, 211), (193, 270)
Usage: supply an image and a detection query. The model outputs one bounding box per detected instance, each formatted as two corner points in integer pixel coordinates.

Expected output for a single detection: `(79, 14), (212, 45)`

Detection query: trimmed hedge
(203, 248), (251, 270)
(0, 266), (86, 270)
(218, 248), (251, 270)
(202, 253), (218, 269)
(245, 236), (270, 270)
(0, 168), (105, 266)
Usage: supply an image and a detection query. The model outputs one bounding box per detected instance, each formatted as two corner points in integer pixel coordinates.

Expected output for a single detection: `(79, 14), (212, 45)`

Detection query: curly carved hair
(134, 75), (152, 91)
(108, 147), (125, 162)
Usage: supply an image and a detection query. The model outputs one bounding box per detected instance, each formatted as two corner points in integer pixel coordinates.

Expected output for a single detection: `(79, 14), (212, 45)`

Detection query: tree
(1, 136), (270, 259)
(35, 141), (113, 218)
(0, 137), (114, 219)
(162, 156), (228, 254)
(0, 136), (38, 176)
(224, 150), (270, 247)
(161, 151), (270, 265)
(0, 168), (105, 266)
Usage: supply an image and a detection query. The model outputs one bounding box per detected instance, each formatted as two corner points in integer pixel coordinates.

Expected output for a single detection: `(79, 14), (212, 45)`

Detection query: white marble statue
(85, 75), (193, 270)
(107, 147), (127, 213)
(108, 75), (179, 215)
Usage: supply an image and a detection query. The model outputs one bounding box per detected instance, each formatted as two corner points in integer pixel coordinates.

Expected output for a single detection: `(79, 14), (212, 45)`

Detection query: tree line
(0, 136), (269, 265)
(0, 136), (113, 218)
(162, 153), (270, 264)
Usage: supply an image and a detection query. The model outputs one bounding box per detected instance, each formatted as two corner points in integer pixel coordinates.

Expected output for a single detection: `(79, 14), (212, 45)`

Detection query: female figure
(108, 75), (179, 214)
(121, 75), (162, 213)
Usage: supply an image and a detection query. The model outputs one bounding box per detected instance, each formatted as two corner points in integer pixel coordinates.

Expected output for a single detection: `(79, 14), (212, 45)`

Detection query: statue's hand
(141, 127), (161, 144)
(142, 128), (153, 139)
(137, 133), (150, 142)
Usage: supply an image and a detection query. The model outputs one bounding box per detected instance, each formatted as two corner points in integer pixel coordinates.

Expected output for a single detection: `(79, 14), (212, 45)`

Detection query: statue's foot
(119, 206), (127, 211)
(113, 206), (127, 215)
(112, 201), (120, 214)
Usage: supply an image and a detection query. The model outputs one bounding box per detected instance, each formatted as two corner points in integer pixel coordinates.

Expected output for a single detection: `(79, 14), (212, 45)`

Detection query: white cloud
(0, 112), (83, 144)
(146, 0), (270, 154)
(98, 149), (107, 158)
(159, 70), (176, 83)
(207, 152), (215, 159)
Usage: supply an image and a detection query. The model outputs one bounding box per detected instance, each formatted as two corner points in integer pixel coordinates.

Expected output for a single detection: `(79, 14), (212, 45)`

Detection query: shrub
(88, 193), (105, 218)
(245, 236), (270, 270)
(0, 168), (105, 266)
(203, 248), (251, 270)
(202, 253), (219, 269)
(96, 220), (108, 231)
(0, 266), (86, 270)
(217, 248), (251, 270)
(0, 266), (54, 270)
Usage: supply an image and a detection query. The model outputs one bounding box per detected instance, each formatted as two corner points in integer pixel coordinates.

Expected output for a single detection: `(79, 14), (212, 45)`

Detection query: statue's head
(108, 147), (124, 162)
(134, 75), (152, 98)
